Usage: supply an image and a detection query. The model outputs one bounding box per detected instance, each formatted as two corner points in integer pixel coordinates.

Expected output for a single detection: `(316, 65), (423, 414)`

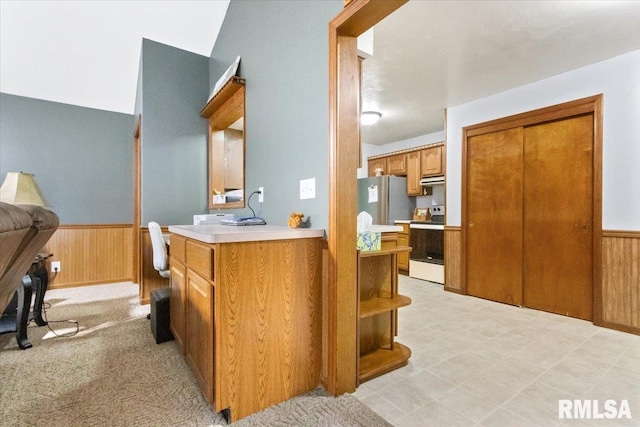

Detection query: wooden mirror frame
(200, 77), (246, 210)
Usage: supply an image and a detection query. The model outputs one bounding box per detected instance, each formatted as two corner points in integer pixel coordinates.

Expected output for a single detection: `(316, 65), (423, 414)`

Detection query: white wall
(358, 130), (445, 178)
(446, 49), (640, 230)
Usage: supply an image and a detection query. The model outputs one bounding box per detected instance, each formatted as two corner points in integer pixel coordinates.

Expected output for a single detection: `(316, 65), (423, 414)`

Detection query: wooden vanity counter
(167, 224), (325, 421)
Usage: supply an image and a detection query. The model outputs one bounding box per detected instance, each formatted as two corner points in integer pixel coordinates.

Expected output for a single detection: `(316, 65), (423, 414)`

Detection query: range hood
(420, 176), (445, 186)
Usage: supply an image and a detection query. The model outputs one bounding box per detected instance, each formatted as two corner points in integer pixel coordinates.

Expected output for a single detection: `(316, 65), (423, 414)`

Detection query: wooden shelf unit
(357, 238), (412, 385)
(360, 295), (411, 318)
(359, 343), (411, 383)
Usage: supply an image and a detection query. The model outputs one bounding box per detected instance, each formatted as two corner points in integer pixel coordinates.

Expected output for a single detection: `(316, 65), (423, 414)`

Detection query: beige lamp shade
(0, 172), (50, 207)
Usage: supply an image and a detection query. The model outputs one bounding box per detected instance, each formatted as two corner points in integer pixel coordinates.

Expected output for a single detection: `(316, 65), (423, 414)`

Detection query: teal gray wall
(0, 93), (134, 224)
(139, 39), (210, 226)
(209, 0), (342, 229)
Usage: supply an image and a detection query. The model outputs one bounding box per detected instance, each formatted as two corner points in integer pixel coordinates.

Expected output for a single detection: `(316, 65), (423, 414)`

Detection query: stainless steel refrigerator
(357, 176), (416, 225)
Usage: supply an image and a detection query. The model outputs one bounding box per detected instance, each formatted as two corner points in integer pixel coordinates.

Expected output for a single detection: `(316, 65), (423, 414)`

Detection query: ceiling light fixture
(361, 111), (382, 125)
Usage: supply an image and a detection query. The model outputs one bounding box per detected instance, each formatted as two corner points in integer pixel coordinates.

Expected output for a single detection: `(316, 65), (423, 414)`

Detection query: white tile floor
(355, 276), (640, 426)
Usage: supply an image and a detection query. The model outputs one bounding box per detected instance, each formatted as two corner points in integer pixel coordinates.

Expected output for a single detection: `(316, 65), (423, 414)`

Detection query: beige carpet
(0, 282), (390, 427)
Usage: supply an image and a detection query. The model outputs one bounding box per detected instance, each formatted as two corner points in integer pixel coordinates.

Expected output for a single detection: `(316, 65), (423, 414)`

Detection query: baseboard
(595, 319), (640, 336)
(444, 285), (463, 294)
(49, 277), (133, 290)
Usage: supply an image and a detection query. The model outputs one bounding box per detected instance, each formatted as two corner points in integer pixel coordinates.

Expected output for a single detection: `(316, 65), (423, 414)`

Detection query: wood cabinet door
(170, 260), (186, 353)
(397, 233), (409, 271)
(406, 151), (422, 195)
(466, 128), (523, 306)
(523, 115), (593, 320)
(186, 270), (214, 403)
(420, 146), (442, 177)
(386, 154), (407, 175)
(368, 158), (386, 177)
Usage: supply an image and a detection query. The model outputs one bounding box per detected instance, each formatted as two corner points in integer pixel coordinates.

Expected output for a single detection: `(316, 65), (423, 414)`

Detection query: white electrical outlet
(51, 261), (61, 273)
(258, 187), (264, 203)
(300, 178), (316, 200)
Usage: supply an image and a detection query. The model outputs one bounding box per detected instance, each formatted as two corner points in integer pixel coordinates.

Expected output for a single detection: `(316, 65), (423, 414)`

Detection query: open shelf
(200, 76), (246, 118)
(359, 342), (411, 383)
(359, 294), (411, 318)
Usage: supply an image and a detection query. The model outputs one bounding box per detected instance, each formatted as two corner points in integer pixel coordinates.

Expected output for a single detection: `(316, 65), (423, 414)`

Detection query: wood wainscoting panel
(601, 231), (640, 334)
(444, 226), (462, 293)
(44, 224), (132, 289)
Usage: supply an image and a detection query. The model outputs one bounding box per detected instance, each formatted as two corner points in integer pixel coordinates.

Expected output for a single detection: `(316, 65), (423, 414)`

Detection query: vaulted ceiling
(0, 0), (230, 114)
(2, 1), (640, 147)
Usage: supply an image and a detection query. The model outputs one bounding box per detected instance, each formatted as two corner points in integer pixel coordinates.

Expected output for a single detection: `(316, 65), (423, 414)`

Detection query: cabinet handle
(468, 222), (474, 228)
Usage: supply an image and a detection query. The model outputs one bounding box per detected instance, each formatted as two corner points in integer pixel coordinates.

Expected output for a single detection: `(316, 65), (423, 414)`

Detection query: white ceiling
(2, 0), (640, 142)
(0, 0), (230, 114)
(361, 1), (640, 145)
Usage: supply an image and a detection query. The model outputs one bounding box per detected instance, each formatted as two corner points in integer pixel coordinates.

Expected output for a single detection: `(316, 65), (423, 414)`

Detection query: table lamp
(0, 172), (50, 207)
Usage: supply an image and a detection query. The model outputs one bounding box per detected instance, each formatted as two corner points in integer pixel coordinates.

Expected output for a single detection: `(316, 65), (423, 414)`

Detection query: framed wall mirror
(201, 77), (246, 209)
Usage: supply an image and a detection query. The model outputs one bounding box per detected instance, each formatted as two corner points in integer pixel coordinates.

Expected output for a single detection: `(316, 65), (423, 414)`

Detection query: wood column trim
(327, 0), (407, 396)
(133, 114), (141, 286)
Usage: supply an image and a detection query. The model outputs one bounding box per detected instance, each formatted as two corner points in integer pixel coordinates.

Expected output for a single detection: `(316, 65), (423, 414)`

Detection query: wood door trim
(461, 95), (603, 324)
(327, 0), (407, 396)
(465, 95), (601, 137)
(133, 114), (141, 286)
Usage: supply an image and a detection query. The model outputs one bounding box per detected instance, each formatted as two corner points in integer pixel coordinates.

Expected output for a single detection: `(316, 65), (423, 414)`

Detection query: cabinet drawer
(170, 234), (187, 263)
(186, 240), (215, 282)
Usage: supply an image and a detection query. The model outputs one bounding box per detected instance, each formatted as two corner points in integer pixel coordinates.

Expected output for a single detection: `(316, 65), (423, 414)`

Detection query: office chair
(148, 221), (169, 278)
(147, 222), (173, 343)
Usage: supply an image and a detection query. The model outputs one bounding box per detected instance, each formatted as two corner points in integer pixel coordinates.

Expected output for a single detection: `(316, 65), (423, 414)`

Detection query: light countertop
(367, 225), (403, 233)
(169, 224), (325, 244)
(394, 220), (411, 224)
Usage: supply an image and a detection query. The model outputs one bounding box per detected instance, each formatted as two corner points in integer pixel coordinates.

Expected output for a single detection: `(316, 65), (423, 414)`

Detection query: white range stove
(409, 205), (445, 284)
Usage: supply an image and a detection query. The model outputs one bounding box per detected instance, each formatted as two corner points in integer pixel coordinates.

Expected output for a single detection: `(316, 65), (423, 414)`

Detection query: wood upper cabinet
(368, 158), (386, 177)
(406, 151), (422, 196)
(420, 146), (443, 177)
(386, 153), (407, 175)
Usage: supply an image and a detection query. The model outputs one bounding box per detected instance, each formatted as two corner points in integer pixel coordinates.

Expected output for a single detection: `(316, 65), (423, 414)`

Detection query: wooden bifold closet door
(466, 114), (594, 320)
(523, 115), (593, 320)
(466, 128), (524, 306)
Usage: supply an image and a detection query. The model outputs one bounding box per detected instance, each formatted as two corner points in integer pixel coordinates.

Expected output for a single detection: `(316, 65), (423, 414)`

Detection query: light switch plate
(300, 178), (316, 200)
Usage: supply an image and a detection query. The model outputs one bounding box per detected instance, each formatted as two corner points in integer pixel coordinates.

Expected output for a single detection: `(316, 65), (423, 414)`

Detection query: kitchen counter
(368, 224), (403, 233)
(168, 224), (324, 421)
(168, 224), (325, 244)
(393, 220), (411, 224)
